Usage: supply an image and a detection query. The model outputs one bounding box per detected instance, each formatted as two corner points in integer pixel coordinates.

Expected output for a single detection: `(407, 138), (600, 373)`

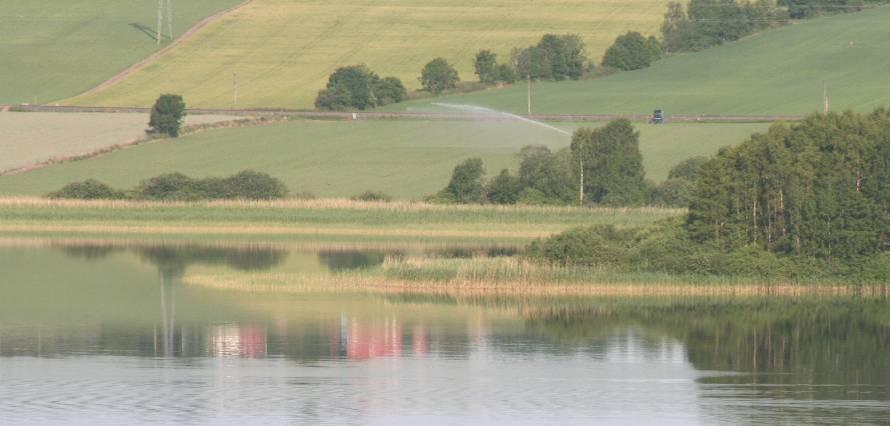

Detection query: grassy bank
(386, 6), (890, 115)
(0, 198), (681, 243)
(0, 119), (768, 198)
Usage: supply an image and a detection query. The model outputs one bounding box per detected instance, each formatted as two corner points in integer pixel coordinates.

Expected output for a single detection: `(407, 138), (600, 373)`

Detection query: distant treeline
(529, 107), (890, 281)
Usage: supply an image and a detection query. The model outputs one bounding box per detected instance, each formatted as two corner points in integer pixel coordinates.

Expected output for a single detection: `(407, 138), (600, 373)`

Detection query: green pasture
(387, 6), (890, 115)
(0, 0), (241, 105)
(67, 0), (669, 109)
(0, 119), (768, 199)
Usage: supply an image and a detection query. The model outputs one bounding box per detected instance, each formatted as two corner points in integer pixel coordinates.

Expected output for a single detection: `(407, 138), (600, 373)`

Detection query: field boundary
(11, 104), (802, 123)
(67, 0), (254, 101)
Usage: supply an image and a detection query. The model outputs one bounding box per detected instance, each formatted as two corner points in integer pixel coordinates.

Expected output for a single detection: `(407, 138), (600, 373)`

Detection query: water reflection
(1, 242), (888, 424)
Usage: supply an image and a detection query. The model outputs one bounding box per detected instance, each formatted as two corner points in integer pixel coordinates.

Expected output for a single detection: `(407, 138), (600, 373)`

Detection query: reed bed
(0, 196), (684, 215)
(182, 256), (890, 298)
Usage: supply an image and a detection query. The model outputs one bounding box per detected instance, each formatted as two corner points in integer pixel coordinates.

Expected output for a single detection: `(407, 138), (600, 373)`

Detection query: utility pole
(823, 80), (830, 114)
(157, 0), (174, 47)
(578, 157), (584, 207)
(157, 0), (164, 46)
(233, 73), (238, 108)
(527, 78), (532, 116)
(166, 0), (174, 41)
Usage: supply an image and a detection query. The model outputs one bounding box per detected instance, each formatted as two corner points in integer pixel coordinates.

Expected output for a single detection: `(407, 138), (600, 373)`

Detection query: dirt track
(11, 105), (802, 123)
(70, 0), (254, 100)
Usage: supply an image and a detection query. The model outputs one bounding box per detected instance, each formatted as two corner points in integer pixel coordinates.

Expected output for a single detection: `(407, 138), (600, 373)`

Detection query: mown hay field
(66, 0), (669, 109)
(0, 119), (768, 199)
(0, 113), (237, 173)
(386, 6), (890, 115)
(0, 0), (241, 105)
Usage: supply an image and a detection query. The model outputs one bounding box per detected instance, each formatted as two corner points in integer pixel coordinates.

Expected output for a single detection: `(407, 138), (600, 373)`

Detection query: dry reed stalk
(0, 223), (549, 239)
(183, 272), (889, 298)
(0, 196), (684, 215)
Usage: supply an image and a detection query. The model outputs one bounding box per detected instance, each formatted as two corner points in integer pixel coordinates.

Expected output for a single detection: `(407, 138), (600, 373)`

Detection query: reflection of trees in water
(519, 300), (890, 397)
(317, 250), (397, 271)
(56, 243), (288, 277)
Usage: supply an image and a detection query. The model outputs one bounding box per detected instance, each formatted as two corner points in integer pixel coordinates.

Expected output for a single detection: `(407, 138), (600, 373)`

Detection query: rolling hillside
(388, 6), (890, 116)
(66, 0), (670, 109)
(0, 0), (241, 105)
(0, 120), (767, 199)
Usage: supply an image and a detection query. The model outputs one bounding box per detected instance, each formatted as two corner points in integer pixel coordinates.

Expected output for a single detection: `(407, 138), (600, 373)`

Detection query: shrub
(351, 190), (393, 202)
(47, 179), (126, 200)
(133, 170), (288, 201)
(133, 173), (201, 201)
(474, 50), (498, 84)
(148, 94), (186, 137)
(528, 225), (635, 267)
(495, 63), (517, 84)
(602, 32), (662, 71)
(420, 58), (460, 94)
(221, 170), (288, 200)
(651, 178), (695, 207)
(374, 77), (408, 105)
(443, 158), (486, 203)
(486, 169), (522, 204)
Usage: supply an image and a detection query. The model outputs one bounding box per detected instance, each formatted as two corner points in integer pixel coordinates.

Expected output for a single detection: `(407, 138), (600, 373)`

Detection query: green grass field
(0, 112), (236, 172)
(66, 0), (669, 109)
(386, 6), (890, 115)
(0, 0), (241, 105)
(0, 119), (768, 199)
(0, 199), (682, 243)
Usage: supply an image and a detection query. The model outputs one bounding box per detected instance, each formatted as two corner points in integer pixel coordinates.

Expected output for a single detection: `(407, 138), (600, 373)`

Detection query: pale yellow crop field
(66, 0), (669, 109)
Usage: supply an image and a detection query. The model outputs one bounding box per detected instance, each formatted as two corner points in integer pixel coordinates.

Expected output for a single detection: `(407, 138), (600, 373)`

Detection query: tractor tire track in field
(71, 0), (254, 100)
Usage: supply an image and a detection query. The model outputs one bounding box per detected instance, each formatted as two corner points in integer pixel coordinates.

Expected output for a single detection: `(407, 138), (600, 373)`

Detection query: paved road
(8, 104), (802, 123)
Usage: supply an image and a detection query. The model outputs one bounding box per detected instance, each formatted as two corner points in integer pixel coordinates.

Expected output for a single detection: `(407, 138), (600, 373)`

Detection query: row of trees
(433, 120), (696, 207)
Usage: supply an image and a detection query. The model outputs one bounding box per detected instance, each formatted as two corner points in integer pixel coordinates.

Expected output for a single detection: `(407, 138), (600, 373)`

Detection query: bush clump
(49, 170), (289, 201)
(351, 190), (393, 202)
(47, 179), (127, 200)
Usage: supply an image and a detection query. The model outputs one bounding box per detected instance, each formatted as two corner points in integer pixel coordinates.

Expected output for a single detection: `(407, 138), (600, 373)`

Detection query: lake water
(1, 241), (888, 425)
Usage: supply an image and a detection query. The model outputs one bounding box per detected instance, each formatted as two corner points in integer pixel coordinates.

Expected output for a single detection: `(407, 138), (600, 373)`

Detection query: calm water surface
(1, 241), (888, 425)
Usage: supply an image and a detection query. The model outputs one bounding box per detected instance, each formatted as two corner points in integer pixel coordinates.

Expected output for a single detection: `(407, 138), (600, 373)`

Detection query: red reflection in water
(208, 325), (267, 358)
(332, 317), (428, 360)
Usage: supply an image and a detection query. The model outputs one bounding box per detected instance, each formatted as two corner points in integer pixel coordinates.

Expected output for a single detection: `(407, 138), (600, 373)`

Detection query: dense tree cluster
(779, 0), (881, 18)
(602, 32), (663, 71)
(572, 119), (649, 205)
(432, 120), (652, 206)
(473, 50), (517, 85)
(531, 108), (890, 280)
(315, 65), (407, 111)
(512, 34), (588, 81)
(661, 0), (783, 53)
(687, 109), (890, 260)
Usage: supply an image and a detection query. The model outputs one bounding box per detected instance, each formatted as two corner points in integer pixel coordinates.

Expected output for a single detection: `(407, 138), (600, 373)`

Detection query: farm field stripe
(70, 0), (254, 101)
